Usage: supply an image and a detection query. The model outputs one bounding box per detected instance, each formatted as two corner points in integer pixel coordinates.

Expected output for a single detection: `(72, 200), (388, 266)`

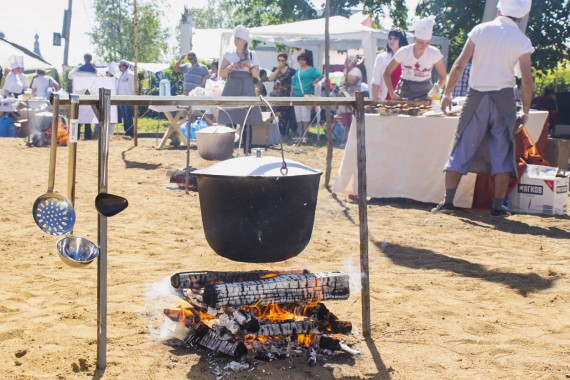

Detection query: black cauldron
(193, 156), (322, 263)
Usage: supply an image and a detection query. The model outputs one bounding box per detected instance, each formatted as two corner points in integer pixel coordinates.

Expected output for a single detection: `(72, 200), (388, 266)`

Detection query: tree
(88, 0), (170, 62)
(360, 0), (409, 29)
(415, 0), (570, 74)
(191, 0), (237, 28)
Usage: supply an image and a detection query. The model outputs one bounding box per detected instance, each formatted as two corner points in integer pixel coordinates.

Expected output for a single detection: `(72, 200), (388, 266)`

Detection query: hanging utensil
(57, 235), (100, 267)
(93, 94), (128, 217)
(32, 92), (76, 235)
(56, 94), (100, 267)
(94, 193), (128, 217)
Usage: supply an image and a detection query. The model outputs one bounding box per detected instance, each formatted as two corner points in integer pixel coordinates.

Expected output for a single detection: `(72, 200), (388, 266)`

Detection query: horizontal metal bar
(55, 94), (368, 107)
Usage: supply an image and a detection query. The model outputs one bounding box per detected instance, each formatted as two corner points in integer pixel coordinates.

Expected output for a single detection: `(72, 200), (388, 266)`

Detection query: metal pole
(133, 0), (139, 147)
(63, 0), (73, 67)
(355, 91), (371, 338)
(96, 88), (111, 371)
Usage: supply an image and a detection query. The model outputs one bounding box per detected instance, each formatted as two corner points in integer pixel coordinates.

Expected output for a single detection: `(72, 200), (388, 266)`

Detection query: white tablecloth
(333, 111), (549, 208)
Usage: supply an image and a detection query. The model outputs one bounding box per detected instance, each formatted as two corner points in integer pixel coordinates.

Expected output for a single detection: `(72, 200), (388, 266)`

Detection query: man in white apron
(433, 0), (534, 217)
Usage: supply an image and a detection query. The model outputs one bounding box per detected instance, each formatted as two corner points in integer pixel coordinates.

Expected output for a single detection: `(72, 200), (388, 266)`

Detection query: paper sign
(69, 119), (78, 143)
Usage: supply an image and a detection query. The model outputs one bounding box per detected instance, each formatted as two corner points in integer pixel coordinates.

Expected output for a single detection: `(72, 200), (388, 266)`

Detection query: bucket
(0, 115), (17, 137)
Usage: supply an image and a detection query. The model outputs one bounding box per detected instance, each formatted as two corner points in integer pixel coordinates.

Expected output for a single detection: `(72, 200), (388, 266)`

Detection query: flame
(42, 119), (68, 146)
(296, 334), (314, 347)
(247, 303), (297, 322)
(165, 302), (216, 326)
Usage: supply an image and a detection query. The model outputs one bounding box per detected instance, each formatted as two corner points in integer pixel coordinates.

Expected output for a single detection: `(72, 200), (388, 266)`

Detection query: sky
(0, 0), (419, 70)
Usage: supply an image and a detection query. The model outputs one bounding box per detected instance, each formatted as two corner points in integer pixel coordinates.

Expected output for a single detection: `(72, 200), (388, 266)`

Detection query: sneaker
(490, 205), (512, 217)
(431, 201), (456, 214)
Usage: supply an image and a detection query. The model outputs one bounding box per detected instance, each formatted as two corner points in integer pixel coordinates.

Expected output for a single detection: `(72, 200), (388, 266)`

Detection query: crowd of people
(1, 0), (553, 217)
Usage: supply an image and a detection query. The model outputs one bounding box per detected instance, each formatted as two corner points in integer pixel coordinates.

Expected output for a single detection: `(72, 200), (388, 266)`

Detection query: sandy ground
(0, 135), (569, 380)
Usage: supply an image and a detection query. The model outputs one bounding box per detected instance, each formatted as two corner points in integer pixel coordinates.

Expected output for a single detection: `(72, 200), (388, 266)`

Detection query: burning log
(188, 272), (349, 308)
(274, 303), (352, 335)
(184, 323), (248, 357)
(171, 270), (306, 290)
(256, 320), (322, 337)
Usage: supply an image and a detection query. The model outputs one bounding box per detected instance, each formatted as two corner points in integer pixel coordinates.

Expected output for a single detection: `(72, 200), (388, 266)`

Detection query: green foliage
(191, 0), (236, 28)
(415, 0), (570, 74)
(88, 0), (170, 62)
(361, 0), (408, 29)
(534, 61), (570, 93)
(223, 0), (317, 26)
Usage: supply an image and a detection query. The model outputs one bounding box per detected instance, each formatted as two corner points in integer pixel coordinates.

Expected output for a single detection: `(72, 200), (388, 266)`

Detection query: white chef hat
(498, 0), (532, 18)
(413, 16), (436, 40)
(233, 25), (250, 43)
(107, 62), (119, 76)
(9, 55), (24, 69)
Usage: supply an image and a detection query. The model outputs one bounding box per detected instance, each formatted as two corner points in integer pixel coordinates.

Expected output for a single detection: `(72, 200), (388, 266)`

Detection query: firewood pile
(164, 270), (359, 371)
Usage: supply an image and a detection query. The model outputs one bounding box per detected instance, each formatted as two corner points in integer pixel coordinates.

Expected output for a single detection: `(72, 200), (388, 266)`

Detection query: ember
(164, 270), (358, 369)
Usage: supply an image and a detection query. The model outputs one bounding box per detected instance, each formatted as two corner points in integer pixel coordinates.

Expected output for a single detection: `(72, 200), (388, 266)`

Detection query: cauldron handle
(259, 96), (288, 175)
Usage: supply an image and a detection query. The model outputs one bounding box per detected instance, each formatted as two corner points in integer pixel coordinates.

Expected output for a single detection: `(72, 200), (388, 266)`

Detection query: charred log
(259, 302), (352, 334)
(256, 320), (322, 337)
(171, 270), (307, 290)
(193, 273), (349, 308)
(184, 323), (248, 357)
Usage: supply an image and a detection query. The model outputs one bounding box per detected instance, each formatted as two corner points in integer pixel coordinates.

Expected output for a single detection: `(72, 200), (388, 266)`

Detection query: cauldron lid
(194, 156), (322, 177)
(196, 125), (235, 134)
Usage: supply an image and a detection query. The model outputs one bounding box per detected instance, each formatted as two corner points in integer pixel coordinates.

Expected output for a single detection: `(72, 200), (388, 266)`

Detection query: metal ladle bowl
(33, 195), (76, 235)
(56, 236), (99, 268)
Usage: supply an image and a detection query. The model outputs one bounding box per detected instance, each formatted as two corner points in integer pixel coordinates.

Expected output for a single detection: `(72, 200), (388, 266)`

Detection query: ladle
(56, 94), (100, 267)
(95, 192), (128, 217)
(57, 235), (99, 268)
(93, 98), (128, 217)
(32, 92), (76, 235)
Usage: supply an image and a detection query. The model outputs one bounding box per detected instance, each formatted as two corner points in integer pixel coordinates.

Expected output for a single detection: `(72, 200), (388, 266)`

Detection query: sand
(0, 136), (569, 380)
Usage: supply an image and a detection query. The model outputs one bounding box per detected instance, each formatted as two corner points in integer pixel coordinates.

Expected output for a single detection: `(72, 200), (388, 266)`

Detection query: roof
(0, 37), (54, 72)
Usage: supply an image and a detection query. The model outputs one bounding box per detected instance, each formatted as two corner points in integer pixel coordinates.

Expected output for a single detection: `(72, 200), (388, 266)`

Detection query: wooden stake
(133, 0), (139, 147)
(355, 91), (371, 338)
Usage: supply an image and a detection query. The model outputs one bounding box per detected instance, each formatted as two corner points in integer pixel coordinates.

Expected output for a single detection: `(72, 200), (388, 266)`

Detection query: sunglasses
(298, 57), (307, 61)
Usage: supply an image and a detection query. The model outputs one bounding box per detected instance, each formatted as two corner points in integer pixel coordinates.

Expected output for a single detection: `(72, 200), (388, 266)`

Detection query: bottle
(428, 84), (441, 111)
(159, 76), (171, 96)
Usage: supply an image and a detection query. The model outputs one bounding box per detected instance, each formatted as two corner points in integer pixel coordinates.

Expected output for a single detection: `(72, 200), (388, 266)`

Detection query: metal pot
(196, 124), (235, 161)
(193, 156), (322, 263)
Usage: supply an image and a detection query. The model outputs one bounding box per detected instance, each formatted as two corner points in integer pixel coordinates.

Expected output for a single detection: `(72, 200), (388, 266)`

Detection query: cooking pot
(196, 124), (235, 161)
(193, 156), (322, 263)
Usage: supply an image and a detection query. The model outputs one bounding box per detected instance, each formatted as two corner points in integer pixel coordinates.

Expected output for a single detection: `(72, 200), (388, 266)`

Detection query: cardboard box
(508, 165), (569, 215)
(252, 112), (280, 146)
(544, 138), (570, 171)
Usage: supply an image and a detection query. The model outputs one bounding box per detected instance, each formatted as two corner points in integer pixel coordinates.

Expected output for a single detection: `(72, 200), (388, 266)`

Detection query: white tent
(0, 38), (55, 73)
(221, 16), (450, 83)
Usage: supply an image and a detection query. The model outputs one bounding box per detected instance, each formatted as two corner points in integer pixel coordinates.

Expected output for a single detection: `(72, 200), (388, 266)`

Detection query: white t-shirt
(2, 71), (28, 96)
(223, 49), (259, 72)
(468, 16), (534, 92)
(31, 75), (57, 98)
(393, 45), (443, 82)
(370, 51), (393, 101)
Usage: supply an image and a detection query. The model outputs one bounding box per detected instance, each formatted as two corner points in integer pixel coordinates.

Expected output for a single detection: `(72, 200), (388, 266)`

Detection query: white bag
(205, 79), (225, 97)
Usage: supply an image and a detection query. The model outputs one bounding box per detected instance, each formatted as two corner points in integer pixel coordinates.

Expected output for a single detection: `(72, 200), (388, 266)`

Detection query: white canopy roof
(0, 37), (54, 73)
(221, 16), (449, 82)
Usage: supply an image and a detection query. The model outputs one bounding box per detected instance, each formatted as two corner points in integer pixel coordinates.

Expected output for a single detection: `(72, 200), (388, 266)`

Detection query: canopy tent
(220, 16), (450, 84)
(0, 38), (55, 74)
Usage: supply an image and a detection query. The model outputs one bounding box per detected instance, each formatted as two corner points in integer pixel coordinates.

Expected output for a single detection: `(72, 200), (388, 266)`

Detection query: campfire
(29, 116), (68, 147)
(164, 270), (358, 366)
